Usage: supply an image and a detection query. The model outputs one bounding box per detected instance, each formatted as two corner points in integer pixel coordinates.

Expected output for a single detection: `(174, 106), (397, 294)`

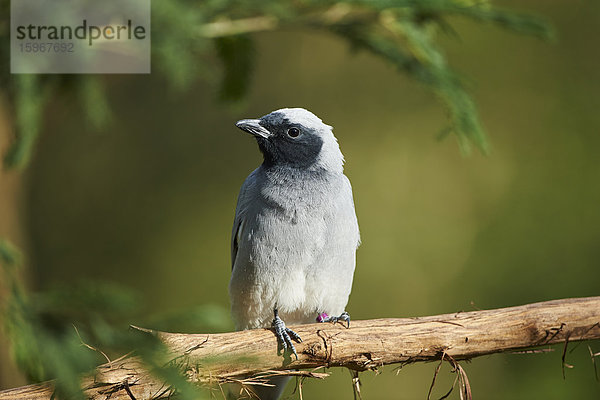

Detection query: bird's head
(235, 108), (344, 172)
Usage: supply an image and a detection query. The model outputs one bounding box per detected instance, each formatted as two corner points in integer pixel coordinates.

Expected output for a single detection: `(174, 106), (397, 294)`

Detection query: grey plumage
(229, 108), (360, 399)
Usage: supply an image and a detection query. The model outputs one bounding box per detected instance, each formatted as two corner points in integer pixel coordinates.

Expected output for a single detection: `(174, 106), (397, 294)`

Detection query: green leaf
(0, 239), (22, 268)
(215, 34), (255, 101)
(3, 75), (48, 169)
(79, 77), (112, 130)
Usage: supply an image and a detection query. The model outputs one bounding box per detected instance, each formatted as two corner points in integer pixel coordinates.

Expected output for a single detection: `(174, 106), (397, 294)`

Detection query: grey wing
(231, 169), (258, 270)
(231, 217), (243, 271)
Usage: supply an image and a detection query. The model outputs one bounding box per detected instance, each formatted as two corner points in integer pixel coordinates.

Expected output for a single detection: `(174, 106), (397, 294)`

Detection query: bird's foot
(271, 309), (302, 360)
(316, 311), (351, 328)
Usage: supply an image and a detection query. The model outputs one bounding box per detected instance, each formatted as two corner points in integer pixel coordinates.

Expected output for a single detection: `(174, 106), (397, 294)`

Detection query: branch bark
(1, 297), (599, 400)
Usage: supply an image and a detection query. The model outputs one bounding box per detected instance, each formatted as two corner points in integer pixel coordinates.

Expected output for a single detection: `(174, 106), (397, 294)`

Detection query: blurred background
(1, 0), (599, 399)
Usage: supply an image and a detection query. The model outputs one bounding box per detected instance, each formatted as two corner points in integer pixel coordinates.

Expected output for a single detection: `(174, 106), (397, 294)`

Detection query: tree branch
(1, 297), (599, 400)
(198, 16), (279, 38)
(196, 4), (376, 38)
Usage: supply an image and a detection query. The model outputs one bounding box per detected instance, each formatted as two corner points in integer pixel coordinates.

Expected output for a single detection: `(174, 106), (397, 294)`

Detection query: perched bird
(229, 108), (360, 399)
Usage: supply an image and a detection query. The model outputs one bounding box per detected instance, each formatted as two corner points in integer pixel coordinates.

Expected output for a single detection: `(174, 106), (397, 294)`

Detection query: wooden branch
(197, 4), (374, 38)
(1, 297), (599, 400)
(198, 16), (279, 38)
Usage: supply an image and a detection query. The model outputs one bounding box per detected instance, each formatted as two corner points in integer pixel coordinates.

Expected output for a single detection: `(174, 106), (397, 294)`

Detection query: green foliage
(1, 242), (88, 398)
(1, 249), (110, 397)
(0, 0), (553, 169)
(332, 18), (488, 153)
(78, 77), (112, 130)
(3, 75), (48, 168)
(0, 239), (229, 398)
(152, 0), (209, 89)
(215, 35), (255, 101)
(0, 239), (21, 268)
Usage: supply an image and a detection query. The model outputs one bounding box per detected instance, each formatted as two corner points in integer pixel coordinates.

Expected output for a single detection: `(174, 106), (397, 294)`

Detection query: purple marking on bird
(316, 312), (329, 323)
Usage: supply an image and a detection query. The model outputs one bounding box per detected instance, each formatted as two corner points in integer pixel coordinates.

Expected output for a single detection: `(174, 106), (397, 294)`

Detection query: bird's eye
(287, 127), (300, 138)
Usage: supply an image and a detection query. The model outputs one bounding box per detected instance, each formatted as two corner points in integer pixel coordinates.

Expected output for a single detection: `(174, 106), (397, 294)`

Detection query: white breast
(229, 167), (359, 330)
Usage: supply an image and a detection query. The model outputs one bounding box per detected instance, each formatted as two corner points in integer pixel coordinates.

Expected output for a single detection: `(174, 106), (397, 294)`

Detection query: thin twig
(561, 334), (573, 379)
(588, 345), (598, 382)
(73, 325), (112, 366)
(350, 370), (362, 400)
(427, 351), (446, 400)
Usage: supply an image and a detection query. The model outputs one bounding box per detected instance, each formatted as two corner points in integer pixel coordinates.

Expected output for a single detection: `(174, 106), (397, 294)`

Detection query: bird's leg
(316, 311), (351, 328)
(271, 309), (302, 359)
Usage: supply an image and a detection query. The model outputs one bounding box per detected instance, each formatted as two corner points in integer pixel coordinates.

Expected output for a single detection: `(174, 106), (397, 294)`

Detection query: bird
(229, 108), (360, 399)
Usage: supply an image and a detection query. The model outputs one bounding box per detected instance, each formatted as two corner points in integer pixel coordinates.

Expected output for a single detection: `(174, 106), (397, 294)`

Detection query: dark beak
(235, 119), (271, 139)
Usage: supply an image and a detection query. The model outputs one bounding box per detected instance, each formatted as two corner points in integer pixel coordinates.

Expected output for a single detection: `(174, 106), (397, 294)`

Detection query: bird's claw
(316, 311), (351, 328)
(272, 309), (302, 360)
